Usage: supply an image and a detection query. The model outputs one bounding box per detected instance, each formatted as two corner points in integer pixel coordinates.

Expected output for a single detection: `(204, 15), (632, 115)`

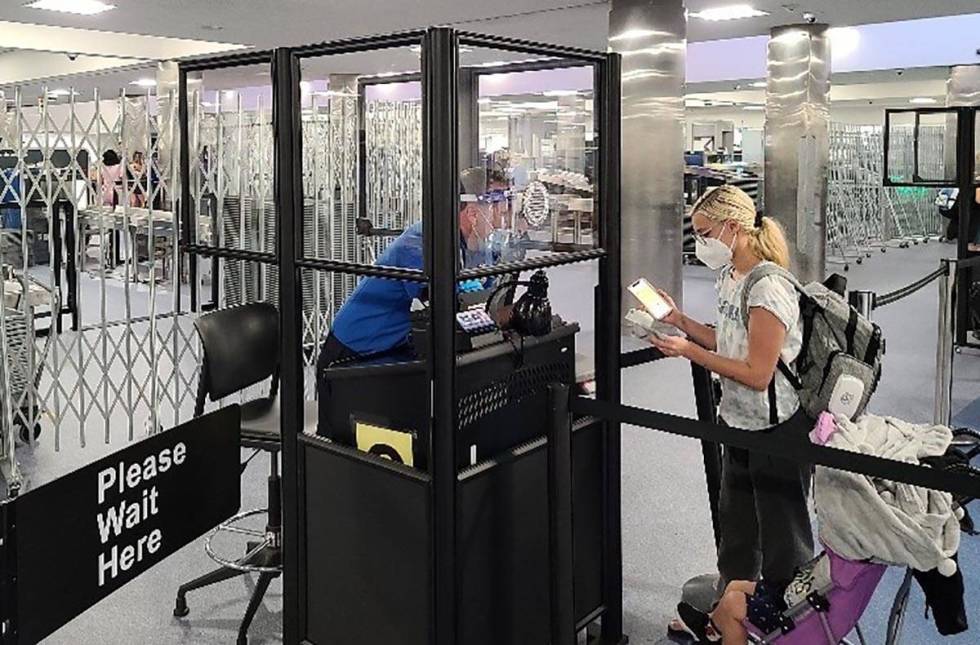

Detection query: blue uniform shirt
(330, 222), (425, 355)
(330, 222), (496, 355)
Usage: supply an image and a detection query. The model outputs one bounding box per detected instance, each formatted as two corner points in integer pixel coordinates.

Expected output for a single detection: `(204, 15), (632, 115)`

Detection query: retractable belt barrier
(572, 397), (980, 500)
(873, 265), (946, 309)
(860, 256), (980, 312)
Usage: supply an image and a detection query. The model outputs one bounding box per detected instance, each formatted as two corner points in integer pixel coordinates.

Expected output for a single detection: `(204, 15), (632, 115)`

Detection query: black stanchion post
(690, 364), (721, 550)
(596, 51), (625, 644)
(548, 383), (575, 645)
(848, 290), (875, 320)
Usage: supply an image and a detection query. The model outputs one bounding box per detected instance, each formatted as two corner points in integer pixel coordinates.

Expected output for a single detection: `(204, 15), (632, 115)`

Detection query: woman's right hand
(657, 288), (684, 328)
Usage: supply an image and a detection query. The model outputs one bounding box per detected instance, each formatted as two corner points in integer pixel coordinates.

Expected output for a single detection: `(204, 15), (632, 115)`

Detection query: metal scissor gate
(826, 122), (944, 271)
(0, 67), (421, 487)
(0, 88), (206, 492)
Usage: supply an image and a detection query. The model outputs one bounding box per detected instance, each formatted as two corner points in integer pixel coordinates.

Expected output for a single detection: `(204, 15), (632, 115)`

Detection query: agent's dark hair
(102, 149), (121, 167)
(486, 168), (508, 187)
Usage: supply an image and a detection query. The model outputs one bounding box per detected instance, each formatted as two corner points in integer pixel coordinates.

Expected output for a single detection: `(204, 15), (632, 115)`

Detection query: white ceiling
(1, 0), (980, 51)
(2, 1), (980, 105)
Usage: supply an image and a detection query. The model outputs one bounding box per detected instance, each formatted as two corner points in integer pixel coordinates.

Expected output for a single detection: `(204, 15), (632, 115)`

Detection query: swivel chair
(172, 302), (316, 645)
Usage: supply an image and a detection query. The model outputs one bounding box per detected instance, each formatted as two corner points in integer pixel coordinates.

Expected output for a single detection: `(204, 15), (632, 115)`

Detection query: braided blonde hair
(691, 184), (790, 269)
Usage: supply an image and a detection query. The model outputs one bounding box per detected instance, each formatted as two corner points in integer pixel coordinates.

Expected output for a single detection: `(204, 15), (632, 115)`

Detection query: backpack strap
(777, 359), (802, 390)
(768, 379), (778, 425)
(739, 264), (805, 422)
(738, 262), (804, 327)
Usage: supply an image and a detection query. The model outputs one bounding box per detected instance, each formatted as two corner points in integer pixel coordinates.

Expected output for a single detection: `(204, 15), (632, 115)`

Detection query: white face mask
(695, 229), (736, 270)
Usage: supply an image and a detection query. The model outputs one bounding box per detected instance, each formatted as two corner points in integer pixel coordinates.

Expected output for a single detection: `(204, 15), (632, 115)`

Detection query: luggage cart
(1, 272), (58, 447)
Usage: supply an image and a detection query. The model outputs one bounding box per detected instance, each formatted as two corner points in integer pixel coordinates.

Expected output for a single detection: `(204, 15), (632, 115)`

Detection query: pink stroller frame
(744, 548), (886, 645)
(745, 428), (980, 644)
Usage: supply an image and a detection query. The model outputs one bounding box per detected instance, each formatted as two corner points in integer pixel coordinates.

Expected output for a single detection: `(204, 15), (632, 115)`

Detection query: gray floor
(22, 239), (980, 643)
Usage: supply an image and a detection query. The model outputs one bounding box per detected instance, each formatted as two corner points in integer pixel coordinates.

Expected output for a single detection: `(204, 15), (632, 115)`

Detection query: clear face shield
(459, 194), (494, 265)
(460, 189), (526, 266)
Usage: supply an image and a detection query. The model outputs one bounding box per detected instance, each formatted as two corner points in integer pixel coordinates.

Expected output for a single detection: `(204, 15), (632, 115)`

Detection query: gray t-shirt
(715, 262), (802, 430)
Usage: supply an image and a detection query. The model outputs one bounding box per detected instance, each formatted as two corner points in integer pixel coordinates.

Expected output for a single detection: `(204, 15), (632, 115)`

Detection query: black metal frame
(178, 49), (277, 312)
(883, 107), (962, 188)
(180, 28), (622, 645)
(882, 107), (979, 346)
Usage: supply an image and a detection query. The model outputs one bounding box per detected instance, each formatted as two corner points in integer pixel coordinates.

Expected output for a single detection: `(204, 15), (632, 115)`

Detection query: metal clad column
(944, 66), (980, 177)
(609, 0), (686, 308)
(764, 24), (830, 282)
(458, 69), (480, 170)
(948, 65), (980, 107)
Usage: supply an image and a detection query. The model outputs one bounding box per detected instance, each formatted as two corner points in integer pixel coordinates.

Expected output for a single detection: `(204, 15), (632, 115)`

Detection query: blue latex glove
(458, 279), (484, 293)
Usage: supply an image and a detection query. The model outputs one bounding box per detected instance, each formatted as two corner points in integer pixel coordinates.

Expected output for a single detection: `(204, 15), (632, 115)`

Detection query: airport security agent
(651, 185), (815, 598)
(317, 167), (506, 369)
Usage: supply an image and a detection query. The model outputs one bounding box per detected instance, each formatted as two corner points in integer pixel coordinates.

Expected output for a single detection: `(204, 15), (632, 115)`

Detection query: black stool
(172, 302), (316, 645)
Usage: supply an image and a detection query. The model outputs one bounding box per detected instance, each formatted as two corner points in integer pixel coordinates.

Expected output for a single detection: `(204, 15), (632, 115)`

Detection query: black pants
(316, 332), (360, 371)
(316, 333), (416, 372)
(716, 411), (814, 590)
(315, 333), (416, 437)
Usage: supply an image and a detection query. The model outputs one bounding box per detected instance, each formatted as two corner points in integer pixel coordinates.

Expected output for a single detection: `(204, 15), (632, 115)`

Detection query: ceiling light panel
(689, 5), (768, 21)
(828, 27), (860, 59)
(26, 0), (115, 15)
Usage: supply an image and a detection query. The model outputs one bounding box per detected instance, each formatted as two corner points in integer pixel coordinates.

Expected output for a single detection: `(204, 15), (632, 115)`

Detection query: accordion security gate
(0, 73), (411, 489)
(826, 122), (945, 270)
(0, 88), (208, 494)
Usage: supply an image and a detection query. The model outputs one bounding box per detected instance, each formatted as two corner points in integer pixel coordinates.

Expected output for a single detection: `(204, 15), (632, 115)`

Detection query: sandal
(672, 602), (721, 642)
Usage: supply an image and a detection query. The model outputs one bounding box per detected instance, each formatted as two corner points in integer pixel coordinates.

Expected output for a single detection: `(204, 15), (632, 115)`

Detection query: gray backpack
(740, 263), (883, 421)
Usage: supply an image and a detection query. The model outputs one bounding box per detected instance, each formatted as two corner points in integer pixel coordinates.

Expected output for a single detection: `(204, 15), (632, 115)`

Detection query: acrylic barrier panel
(297, 44), (422, 277)
(188, 63), (275, 256)
(458, 49), (599, 275)
(886, 110), (955, 185)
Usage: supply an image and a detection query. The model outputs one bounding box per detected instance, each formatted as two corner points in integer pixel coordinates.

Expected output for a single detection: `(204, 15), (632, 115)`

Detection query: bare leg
(711, 582), (755, 645)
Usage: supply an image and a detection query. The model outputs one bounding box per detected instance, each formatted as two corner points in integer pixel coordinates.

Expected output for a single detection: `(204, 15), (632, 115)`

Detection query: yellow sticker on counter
(355, 421), (414, 467)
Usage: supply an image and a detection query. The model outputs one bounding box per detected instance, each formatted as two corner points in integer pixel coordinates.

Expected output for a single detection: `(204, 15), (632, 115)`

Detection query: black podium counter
(317, 323), (579, 468)
(300, 323), (605, 644)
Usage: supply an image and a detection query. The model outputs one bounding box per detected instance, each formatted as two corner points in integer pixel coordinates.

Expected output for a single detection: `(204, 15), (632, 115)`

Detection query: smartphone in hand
(627, 278), (672, 321)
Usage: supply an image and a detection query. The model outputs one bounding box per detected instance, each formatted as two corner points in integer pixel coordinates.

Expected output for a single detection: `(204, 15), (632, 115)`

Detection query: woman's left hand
(649, 333), (692, 359)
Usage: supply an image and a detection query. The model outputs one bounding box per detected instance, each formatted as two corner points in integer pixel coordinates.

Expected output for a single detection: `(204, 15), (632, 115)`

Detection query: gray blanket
(814, 414), (960, 576)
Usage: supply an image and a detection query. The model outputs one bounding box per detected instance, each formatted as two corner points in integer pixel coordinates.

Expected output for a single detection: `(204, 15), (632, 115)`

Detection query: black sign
(7, 405), (241, 644)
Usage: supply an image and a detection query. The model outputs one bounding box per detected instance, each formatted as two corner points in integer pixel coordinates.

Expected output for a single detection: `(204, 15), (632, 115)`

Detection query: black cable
(874, 266), (947, 309)
(572, 396), (980, 500)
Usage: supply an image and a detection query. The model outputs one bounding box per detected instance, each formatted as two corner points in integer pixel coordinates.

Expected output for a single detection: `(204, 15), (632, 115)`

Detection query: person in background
(317, 166), (500, 369)
(650, 185), (815, 638)
(128, 151), (147, 207)
(968, 185), (980, 253)
(940, 186), (980, 250)
(97, 149), (124, 207)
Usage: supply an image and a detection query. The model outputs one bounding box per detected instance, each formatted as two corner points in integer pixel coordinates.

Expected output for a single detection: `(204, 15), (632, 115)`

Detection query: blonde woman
(653, 185), (814, 622)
